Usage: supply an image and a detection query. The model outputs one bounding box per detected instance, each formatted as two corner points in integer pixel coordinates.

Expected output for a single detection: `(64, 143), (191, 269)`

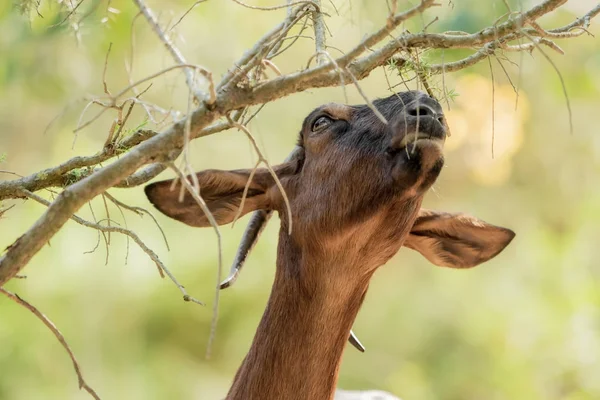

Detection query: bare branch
(269, 15), (312, 58)
(1, 0), (598, 288)
(228, 117), (293, 235)
(75, 64), (207, 134)
(335, 0), (439, 68)
(217, 4), (311, 91)
(133, 0), (214, 103)
(312, 0), (327, 65)
(167, 164), (222, 358)
(103, 191), (170, 251)
(0, 287), (101, 400)
(0, 118), (234, 201)
(21, 189), (203, 304)
(230, 0), (319, 12)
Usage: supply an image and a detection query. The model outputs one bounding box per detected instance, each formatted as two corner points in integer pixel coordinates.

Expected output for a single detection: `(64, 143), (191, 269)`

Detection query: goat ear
(146, 148), (304, 228)
(145, 157), (300, 227)
(404, 209), (515, 268)
(144, 168), (272, 227)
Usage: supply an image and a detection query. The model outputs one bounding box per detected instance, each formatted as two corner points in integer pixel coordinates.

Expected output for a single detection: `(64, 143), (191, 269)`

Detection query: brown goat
(145, 91), (515, 400)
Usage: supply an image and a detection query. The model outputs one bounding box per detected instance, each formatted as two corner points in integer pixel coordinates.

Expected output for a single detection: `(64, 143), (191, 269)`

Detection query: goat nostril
(437, 116), (444, 124)
(408, 106), (434, 118)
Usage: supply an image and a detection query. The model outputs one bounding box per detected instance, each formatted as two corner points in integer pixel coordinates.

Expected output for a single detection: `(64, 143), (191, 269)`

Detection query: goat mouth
(397, 132), (445, 149)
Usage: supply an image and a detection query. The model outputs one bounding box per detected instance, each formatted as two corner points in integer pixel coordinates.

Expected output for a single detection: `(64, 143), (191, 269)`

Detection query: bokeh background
(1, 1), (599, 399)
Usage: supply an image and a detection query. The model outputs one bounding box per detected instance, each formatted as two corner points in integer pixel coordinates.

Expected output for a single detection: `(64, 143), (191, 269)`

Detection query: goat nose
(406, 103), (437, 119)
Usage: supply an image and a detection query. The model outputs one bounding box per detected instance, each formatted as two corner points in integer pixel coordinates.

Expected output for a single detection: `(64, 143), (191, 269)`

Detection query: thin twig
(133, 0), (211, 102)
(167, 164), (222, 359)
(126, 12), (158, 123)
(520, 29), (573, 135)
(169, 0), (209, 32)
(228, 118), (294, 235)
(0, 170), (22, 177)
(269, 16), (312, 58)
(84, 201), (108, 261)
(0, 288), (101, 400)
(51, 0), (85, 28)
(494, 55), (518, 94)
(106, 193), (131, 264)
(21, 189), (201, 303)
(102, 43), (113, 96)
(101, 193), (111, 246)
(230, 0), (319, 12)
(218, 4), (310, 91)
(488, 56), (496, 158)
(103, 192), (170, 251)
(231, 160), (261, 227)
(345, 67), (387, 123)
(0, 204), (15, 218)
(75, 63), (211, 134)
(315, 51), (348, 102)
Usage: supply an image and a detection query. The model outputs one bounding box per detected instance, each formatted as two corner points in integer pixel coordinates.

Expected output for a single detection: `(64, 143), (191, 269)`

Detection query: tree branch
(1, 0), (597, 287)
(133, 0), (215, 103)
(312, 0), (327, 65)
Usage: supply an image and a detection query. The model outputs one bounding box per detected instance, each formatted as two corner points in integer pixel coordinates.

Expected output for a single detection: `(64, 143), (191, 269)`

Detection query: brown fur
(144, 91), (515, 400)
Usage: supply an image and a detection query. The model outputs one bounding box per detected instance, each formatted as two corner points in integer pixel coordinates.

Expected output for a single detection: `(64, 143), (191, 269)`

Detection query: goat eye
(312, 116), (333, 132)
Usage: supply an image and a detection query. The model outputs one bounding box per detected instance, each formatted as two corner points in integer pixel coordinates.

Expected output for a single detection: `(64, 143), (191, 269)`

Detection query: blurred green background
(1, 1), (599, 399)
